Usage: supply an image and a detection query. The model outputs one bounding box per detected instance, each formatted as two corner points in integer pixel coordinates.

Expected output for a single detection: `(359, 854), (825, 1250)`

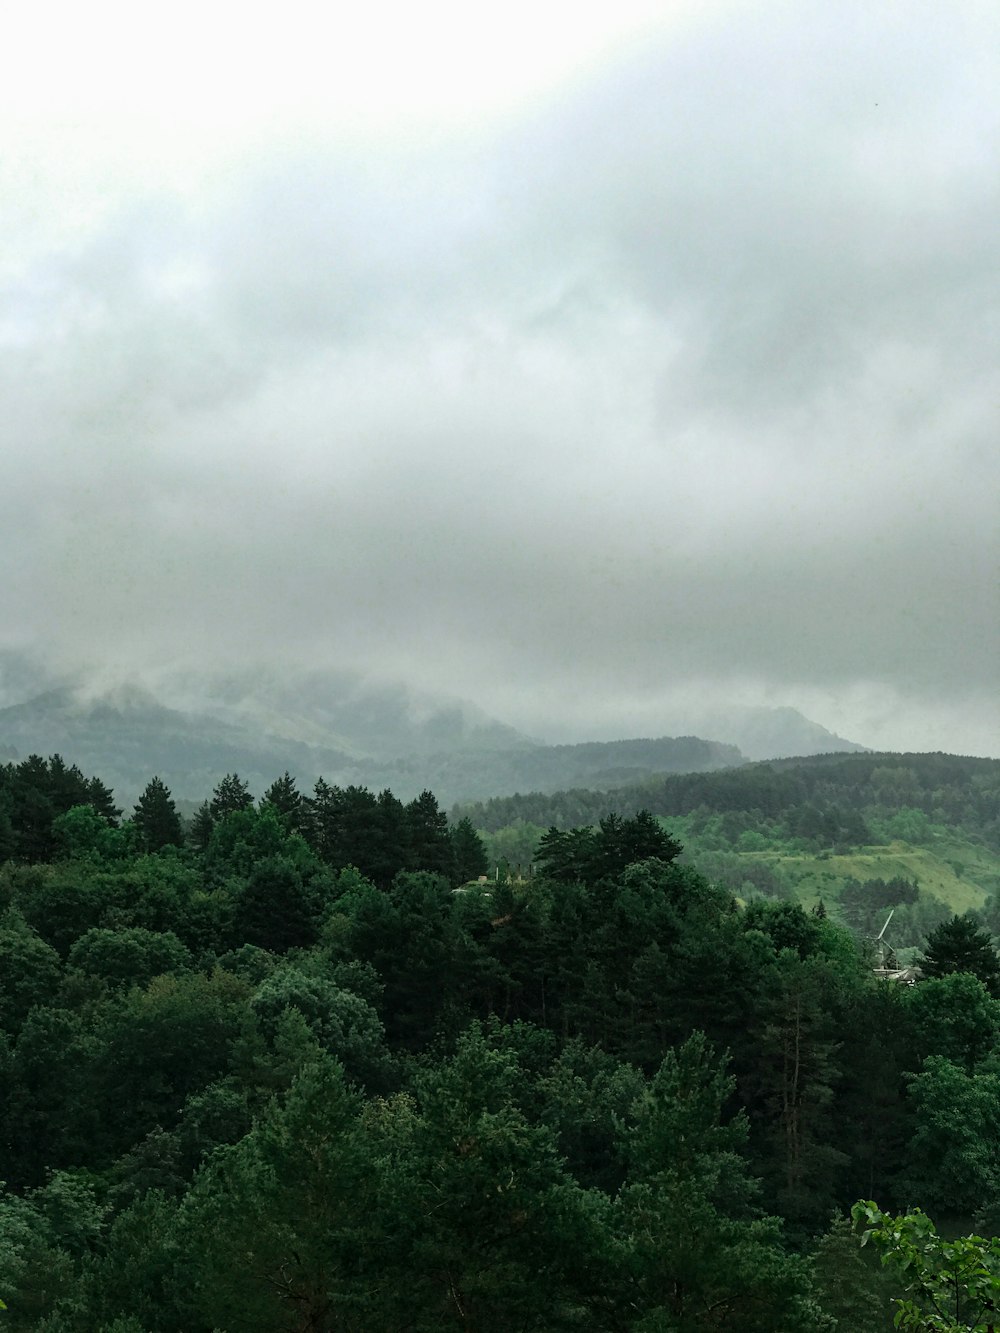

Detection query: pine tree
(188, 801), (214, 852)
(921, 914), (1000, 996)
(209, 774), (253, 820)
(406, 790), (455, 880)
(259, 772), (304, 832)
(450, 816), (488, 885)
(132, 777), (183, 853)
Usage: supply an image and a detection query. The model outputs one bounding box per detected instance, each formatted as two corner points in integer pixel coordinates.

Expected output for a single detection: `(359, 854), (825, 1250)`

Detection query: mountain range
(0, 654), (864, 809)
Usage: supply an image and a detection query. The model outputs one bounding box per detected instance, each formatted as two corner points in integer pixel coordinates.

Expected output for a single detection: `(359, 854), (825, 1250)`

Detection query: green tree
(177, 1054), (382, 1332)
(811, 1211), (896, 1332)
(0, 909), (62, 1033)
(52, 804), (128, 862)
(235, 855), (320, 953)
(187, 800), (214, 852)
(854, 1200), (1000, 1331)
(250, 967), (388, 1088)
(406, 789), (455, 879)
(67, 927), (192, 990)
(897, 1056), (1000, 1222)
(450, 815), (489, 885)
(209, 773), (253, 819)
(132, 777), (183, 853)
(907, 972), (1000, 1072)
(921, 915), (1000, 997)
(381, 1024), (607, 1329)
(259, 771), (307, 834)
(610, 1031), (821, 1331)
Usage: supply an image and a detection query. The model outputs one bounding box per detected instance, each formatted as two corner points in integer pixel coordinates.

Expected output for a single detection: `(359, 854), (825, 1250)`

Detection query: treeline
(0, 756), (487, 889)
(4, 754), (1000, 1326)
(456, 750), (1000, 850)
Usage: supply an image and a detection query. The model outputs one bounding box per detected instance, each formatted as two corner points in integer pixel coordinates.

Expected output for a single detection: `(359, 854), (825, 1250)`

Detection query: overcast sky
(2, 0), (997, 754)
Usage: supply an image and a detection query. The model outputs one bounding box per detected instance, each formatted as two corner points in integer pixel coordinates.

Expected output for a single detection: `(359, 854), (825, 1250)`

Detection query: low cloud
(2, 1), (997, 755)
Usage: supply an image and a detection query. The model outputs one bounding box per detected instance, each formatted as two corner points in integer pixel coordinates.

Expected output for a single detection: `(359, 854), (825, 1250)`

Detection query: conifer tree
(449, 816), (488, 885)
(405, 789), (455, 880)
(921, 914), (1000, 996)
(132, 777), (183, 853)
(259, 772), (304, 832)
(209, 773), (253, 820)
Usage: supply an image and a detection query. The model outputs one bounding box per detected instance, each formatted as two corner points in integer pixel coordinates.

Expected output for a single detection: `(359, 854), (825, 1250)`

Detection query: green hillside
(740, 838), (1000, 914)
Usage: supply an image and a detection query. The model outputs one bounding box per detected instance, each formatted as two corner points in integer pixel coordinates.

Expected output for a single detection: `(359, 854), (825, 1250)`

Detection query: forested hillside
(2, 752), (1000, 1328)
(458, 751), (1000, 954)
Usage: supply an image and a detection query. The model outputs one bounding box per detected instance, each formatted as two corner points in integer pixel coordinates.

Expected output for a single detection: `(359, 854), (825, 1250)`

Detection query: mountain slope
(0, 681), (743, 807)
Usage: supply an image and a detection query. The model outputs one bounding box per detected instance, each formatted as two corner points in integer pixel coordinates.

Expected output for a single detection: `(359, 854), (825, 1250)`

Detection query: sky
(1, 0), (998, 755)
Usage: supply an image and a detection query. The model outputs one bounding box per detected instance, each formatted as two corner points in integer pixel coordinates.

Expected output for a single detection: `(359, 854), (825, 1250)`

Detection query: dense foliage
(0, 753), (999, 1328)
(455, 752), (1000, 850)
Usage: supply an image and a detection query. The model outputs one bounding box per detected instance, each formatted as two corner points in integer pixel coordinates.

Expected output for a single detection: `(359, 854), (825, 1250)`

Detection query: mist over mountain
(0, 650), (874, 808)
(666, 705), (866, 762)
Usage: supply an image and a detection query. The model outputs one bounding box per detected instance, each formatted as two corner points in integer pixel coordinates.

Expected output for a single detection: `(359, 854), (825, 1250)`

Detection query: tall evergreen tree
(188, 801), (215, 852)
(449, 816), (488, 885)
(259, 772), (305, 833)
(920, 914), (1000, 996)
(406, 790), (455, 880)
(132, 777), (183, 853)
(209, 774), (253, 820)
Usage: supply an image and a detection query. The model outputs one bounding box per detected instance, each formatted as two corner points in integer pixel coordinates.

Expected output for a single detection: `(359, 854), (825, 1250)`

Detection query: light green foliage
(481, 819), (547, 875)
(250, 966), (388, 1087)
(204, 804), (320, 880)
(854, 1201), (1000, 1331)
(52, 805), (129, 863)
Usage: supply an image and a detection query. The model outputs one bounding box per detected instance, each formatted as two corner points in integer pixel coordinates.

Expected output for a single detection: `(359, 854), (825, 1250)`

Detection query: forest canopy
(0, 750), (999, 1328)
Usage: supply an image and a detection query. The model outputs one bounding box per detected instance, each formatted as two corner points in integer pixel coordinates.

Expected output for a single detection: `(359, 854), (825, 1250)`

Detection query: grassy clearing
(742, 838), (1000, 915)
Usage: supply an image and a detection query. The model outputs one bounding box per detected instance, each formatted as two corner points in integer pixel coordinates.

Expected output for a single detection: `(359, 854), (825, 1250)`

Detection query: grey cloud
(2, 0), (997, 755)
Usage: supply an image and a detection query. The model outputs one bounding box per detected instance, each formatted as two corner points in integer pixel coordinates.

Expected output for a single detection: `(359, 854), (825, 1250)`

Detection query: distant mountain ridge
(649, 705), (866, 762)
(0, 653), (866, 808)
(0, 683), (743, 807)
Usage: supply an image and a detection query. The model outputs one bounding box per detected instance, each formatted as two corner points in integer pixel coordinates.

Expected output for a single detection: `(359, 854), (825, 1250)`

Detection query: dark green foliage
(235, 855), (320, 953)
(0, 908), (62, 1032)
(208, 771), (253, 819)
(250, 967), (388, 1087)
(897, 1055), (1000, 1221)
(609, 1032), (822, 1331)
(259, 770), (306, 832)
(176, 1055), (381, 1332)
(535, 808), (681, 885)
(187, 799), (214, 851)
(66, 927), (192, 990)
(457, 751), (1000, 853)
(920, 913), (1000, 995)
(5, 751), (1000, 1330)
(810, 1212), (896, 1331)
(0, 754), (119, 862)
(406, 787), (455, 879)
(450, 814), (489, 883)
(131, 776), (183, 853)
